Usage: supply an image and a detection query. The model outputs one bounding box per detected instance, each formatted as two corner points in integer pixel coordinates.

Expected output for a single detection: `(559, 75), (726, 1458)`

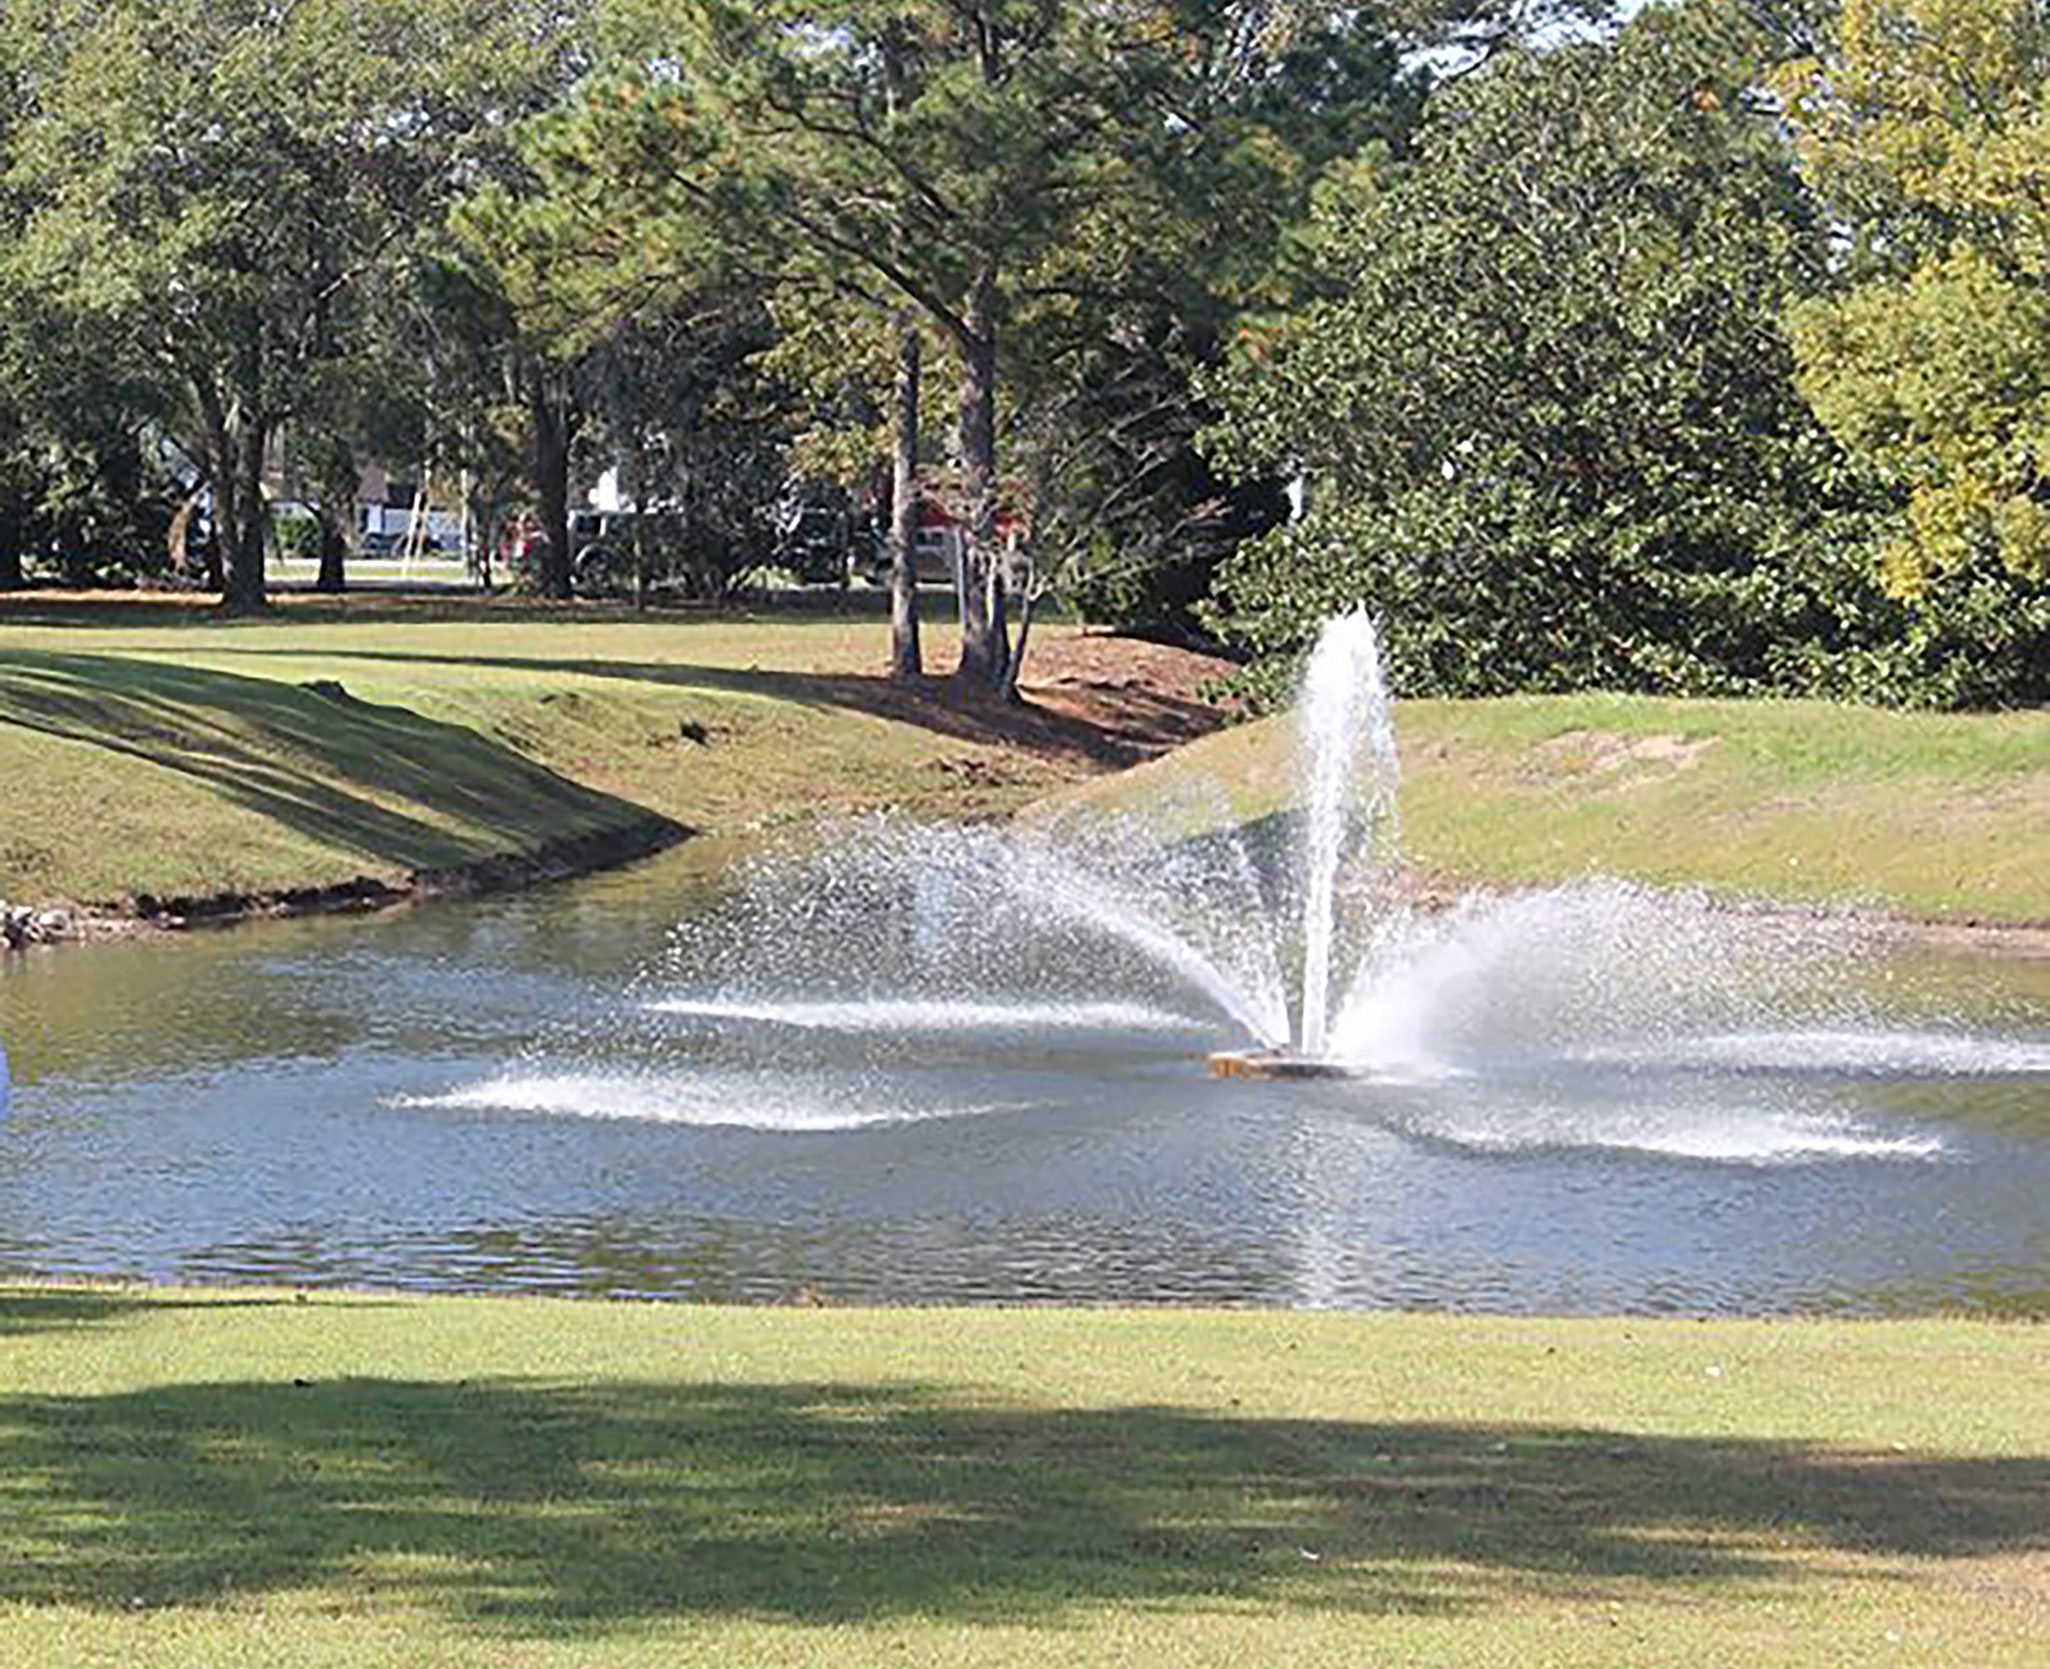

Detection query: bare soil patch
(813, 631), (1237, 771)
(1532, 728), (1719, 778)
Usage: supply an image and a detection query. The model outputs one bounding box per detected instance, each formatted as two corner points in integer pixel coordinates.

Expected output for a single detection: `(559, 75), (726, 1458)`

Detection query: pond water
(2, 838), (2047, 1317)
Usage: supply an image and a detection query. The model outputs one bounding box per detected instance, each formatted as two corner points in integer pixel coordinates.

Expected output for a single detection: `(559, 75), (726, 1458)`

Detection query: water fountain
(637, 608), (1867, 1093)
(404, 604), (2045, 1215)
(14, 611), (2040, 1313)
(623, 609), (1425, 1084)
(1209, 610), (1397, 1079)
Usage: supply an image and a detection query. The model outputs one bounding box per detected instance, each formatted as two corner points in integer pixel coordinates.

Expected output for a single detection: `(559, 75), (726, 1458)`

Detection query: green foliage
(0, 0), (576, 604)
(270, 506), (322, 565)
(1780, 0), (2050, 594)
(0, 406), (182, 586)
(1200, 4), (2032, 706)
(1010, 14), (1421, 638)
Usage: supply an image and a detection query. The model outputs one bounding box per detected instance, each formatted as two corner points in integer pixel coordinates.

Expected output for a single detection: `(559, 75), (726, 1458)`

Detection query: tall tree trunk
(313, 441), (355, 594)
(219, 416), (270, 614)
(315, 515), (348, 593)
(1001, 575), (1037, 704)
(0, 500), (23, 590)
(466, 471), (497, 591)
(531, 372), (574, 600)
(879, 37), (924, 680)
(955, 269), (1005, 688)
(628, 437), (651, 613)
(889, 312), (924, 680)
(188, 376), (234, 596)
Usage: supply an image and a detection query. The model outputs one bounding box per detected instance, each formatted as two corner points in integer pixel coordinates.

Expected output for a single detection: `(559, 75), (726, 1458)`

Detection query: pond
(2, 835), (2047, 1317)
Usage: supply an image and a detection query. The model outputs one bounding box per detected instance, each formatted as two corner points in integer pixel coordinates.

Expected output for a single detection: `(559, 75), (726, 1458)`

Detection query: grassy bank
(0, 594), (1146, 912)
(1047, 693), (2050, 924)
(6, 595), (2047, 925)
(0, 1285), (2042, 1667)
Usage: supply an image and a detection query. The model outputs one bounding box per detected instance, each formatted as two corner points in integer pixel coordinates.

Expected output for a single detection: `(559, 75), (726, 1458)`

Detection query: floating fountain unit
(1206, 1048), (1355, 1081)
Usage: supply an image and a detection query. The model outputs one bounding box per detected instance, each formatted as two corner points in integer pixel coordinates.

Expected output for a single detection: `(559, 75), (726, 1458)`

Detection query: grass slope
(0, 1286), (2043, 1667)
(0, 597), (1078, 906)
(1049, 693), (2050, 923)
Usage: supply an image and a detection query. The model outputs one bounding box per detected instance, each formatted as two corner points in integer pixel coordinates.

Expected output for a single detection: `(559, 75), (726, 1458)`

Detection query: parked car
(360, 527), (445, 559)
(773, 484), (870, 584)
(575, 509), (691, 595)
(864, 522), (962, 586)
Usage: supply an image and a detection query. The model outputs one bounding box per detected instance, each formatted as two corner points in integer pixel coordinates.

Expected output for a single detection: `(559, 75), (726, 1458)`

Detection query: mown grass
(6, 594), (2047, 922)
(0, 595), (1077, 904)
(0, 1285), (2043, 1667)
(1047, 693), (2050, 923)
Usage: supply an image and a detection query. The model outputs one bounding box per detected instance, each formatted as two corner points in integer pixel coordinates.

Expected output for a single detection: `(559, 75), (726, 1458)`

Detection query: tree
(0, 286), (185, 589)
(1202, 4), (1882, 699)
(541, 0), (1357, 691)
(752, 288), (937, 667)
(0, 0), (576, 611)
(1006, 12), (1422, 644)
(452, 113), (760, 604)
(1779, 0), (2050, 594)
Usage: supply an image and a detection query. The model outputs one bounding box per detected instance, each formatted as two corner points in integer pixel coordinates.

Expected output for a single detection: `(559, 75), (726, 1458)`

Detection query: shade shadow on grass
(2, 1372), (2042, 1636)
(201, 645), (1214, 768)
(0, 651), (670, 878)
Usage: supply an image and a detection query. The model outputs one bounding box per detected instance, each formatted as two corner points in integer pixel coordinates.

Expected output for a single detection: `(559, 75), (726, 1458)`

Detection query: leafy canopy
(1780, 0), (2050, 592)
(1204, 5), (1868, 698)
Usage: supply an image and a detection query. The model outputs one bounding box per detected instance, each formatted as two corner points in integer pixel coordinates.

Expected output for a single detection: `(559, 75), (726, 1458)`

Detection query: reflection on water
(2, 841), (2048, 1316)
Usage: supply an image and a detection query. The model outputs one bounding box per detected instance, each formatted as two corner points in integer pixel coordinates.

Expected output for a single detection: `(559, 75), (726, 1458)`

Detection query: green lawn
(6, 594), (2047, 923)
(0, 594), (1076, 906)
(1045, 693), (2050, 924)
(0, 1286), (2042, 1666)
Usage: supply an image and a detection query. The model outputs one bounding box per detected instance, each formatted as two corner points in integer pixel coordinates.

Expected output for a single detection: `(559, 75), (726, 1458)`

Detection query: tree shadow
(201, 645), (1215, 768)
(0, 651), (671, 884)
(0, 1373), (2041, 1636)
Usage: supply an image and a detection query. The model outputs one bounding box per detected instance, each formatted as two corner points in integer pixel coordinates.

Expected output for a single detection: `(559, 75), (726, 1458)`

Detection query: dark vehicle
(865, 522), (963, 587)
(360, 527), (444, 559)
(773, 484), (867, 584)
(573, 509), (692, 596)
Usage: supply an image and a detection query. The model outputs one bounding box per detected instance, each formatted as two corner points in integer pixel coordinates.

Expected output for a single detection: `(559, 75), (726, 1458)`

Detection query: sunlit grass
(1049, 693), (2050, 922)
(0, 1286), (2043, 1666)
(0, 595), (1071, 903)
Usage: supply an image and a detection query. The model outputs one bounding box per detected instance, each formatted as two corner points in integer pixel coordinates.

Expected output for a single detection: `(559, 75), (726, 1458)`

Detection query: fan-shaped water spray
(630, 612), (1868, 1082)
(432, 609), (2045, 1187)
(634, 613), (1409, 1068)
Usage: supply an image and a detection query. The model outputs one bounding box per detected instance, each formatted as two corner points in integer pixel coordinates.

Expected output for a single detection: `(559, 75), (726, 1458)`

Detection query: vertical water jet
(1294, 611), (1399, 1056)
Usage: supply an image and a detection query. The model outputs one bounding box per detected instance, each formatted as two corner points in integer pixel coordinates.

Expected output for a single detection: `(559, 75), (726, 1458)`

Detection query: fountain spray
(1212, 610), (1399, 1078)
